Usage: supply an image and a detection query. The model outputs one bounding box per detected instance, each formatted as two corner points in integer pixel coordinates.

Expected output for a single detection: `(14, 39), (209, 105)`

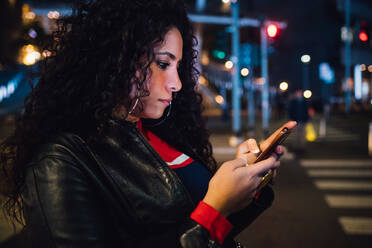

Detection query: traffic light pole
(247, 73), (255, 135)
(260, 22), (270, 137)
(194, 0), (206, 73)
(188, 11), (286, 138)
(231, 1), (241, 136)
(344, 0), (351, 113)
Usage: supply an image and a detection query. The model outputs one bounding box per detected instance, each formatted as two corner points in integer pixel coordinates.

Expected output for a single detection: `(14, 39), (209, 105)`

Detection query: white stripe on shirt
(166, 154), (190, 166)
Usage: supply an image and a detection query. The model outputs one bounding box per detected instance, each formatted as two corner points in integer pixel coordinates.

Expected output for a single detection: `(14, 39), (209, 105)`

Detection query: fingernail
(252, 149), (260, 154)
(277, 146), (282, 153)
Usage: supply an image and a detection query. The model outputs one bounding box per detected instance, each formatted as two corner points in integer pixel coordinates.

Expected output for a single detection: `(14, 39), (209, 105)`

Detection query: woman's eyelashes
(156, 60), (170, 70)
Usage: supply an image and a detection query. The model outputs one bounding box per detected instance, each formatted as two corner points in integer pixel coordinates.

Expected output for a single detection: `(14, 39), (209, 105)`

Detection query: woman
(0, 0), (295, 247)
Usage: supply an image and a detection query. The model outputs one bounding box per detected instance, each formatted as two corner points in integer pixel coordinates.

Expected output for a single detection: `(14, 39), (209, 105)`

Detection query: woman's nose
(168, 70), (182, 92)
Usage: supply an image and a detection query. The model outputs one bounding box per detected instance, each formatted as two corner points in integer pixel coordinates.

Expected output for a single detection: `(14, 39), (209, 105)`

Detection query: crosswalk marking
(314, 180), (372, 190)
(307, 169), (372, 177)
(312, 126), (360, 142)
(338, 217), (372, 235)
(301, 159), (372, 168)
(303, 159), (372, 237)
(325, 195), (372, 208)
(318, 136), (360, 142)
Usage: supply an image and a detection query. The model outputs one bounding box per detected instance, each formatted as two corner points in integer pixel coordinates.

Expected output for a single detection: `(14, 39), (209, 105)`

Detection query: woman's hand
(202, 155), (279, 217)
(235, 121), (296, 164)
(235, 139), (284, 182)
(202, 121), (297, 217)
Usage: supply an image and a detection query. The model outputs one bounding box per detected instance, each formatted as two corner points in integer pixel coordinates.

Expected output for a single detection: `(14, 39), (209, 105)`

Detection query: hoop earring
(142, 92), (176, 127)
(128, 91), (141, 115)
(128, 98), (139, 115)
(143, 101), (172, 127)
(165, 100), (172, 118)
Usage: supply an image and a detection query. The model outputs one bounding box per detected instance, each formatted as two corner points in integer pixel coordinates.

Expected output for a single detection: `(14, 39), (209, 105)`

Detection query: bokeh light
(279, 81), (288, 91)
(301, 54), (311, 63)
(240, 68), (249, 77)
(225, 60), (233, 69)
(215, 95), (225, 104)
(303, 89), (312, 98)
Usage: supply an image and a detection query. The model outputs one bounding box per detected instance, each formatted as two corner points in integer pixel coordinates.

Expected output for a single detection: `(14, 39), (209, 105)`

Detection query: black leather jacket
(22, 120), (274, 247)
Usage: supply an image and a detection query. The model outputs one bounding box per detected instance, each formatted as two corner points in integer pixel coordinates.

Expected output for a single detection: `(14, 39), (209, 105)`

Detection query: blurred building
(188, 0), (372, 110)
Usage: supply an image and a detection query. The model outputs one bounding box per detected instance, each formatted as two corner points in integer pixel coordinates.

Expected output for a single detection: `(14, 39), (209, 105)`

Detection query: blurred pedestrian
(0, 1), (295, 247)
(288, 89), (310, 153)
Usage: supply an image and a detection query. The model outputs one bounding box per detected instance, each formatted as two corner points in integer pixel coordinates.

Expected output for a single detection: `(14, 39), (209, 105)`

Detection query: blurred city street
(207, 111), (372, 248)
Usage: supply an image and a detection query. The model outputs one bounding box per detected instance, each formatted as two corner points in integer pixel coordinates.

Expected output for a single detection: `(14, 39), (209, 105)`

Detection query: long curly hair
(0, 0), (216, 226)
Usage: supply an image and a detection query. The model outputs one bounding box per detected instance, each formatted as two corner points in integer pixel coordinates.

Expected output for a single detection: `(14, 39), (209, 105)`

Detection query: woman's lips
(159, 99), (171, 106)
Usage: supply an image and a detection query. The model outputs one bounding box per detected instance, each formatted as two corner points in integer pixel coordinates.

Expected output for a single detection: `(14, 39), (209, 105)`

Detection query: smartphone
(255, 127), (291, 191)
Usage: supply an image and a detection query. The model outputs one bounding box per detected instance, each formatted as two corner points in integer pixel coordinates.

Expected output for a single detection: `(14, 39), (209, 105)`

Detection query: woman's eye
(156, 61), (170, 70)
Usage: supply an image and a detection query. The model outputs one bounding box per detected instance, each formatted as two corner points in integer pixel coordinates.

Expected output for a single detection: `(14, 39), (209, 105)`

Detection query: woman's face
(135, 27), (183, 119)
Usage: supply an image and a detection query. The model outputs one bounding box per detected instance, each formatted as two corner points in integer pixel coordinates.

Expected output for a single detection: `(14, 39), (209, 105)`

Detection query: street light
(279, 81), (288, 91)
(301, 54), (311, 63)
(240, 68), (249, 76)
(225, 60), (233, 69)
(301, 54), (311, 90)
(303, 90), (312, 99)
(215, 95), (225, 104)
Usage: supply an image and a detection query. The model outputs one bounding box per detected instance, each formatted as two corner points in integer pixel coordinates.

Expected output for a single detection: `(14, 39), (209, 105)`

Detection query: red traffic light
(266, 24), (279, 38)
(359, 30), (368, 42)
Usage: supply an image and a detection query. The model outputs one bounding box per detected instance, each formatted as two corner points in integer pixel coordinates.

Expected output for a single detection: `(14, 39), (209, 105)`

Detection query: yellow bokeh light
(23, 52), (40, 66)
(306, 123), (317, 142)
(24, 11), (35, 20)
(22, 4), (35, 23)
(225, 60), (233, 69)
(240, 68), (249, 77)
(303, 90), (312, 98)
(279, 81), (288, 91)
(25, 45), (35, 53)
(22, 4), (31, 14)
(215, 95), (225, 104)
(198, 76), (208, 85)
(19, 45), (41, 66)
(201, 52), (210, 65)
